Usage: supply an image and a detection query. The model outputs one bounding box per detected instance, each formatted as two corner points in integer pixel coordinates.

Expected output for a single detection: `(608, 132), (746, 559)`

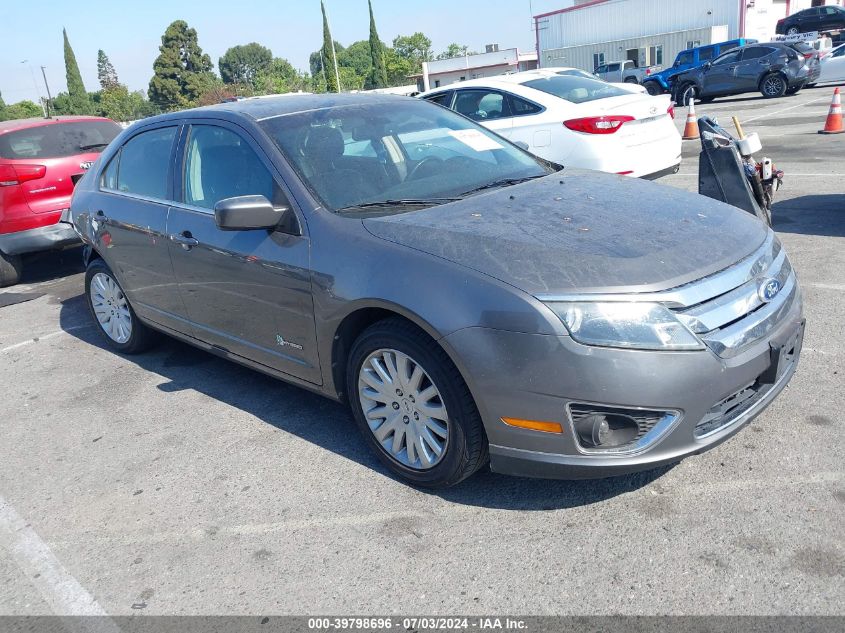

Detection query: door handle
(170, 231), (199, 250)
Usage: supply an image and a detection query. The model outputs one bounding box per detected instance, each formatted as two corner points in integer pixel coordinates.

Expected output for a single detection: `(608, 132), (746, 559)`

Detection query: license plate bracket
(758, 320), (805, 385)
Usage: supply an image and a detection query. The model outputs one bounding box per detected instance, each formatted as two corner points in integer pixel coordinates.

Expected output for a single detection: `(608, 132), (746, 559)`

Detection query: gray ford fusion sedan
(70, 94), (804, 488)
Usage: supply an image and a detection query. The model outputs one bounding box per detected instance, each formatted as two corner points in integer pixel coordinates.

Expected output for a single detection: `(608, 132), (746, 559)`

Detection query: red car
(0, 116), (122, 286)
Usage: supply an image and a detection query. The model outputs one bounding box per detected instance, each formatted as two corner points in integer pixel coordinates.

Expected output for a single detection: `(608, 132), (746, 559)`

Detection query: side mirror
(514, 141), (530, 151)
(214, 195), (288, 231)
(703, 62), (712, 70)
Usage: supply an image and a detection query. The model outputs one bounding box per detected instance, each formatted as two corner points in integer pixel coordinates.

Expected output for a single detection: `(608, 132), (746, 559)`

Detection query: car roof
(420, 70), (574, 95)
(0, 115), (115, 136)
(137, 92), (421, 125)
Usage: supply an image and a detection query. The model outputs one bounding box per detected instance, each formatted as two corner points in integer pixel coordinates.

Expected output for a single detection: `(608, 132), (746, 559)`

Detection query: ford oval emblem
(758, 278), (782, 303)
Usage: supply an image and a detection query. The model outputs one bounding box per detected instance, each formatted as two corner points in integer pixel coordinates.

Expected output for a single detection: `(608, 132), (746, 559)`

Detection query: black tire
(761, 73), (787, 98)
(787, 27), (800, 36)
(624, 77), (639, 84)
(644, 81), (663, 96)
(0, 251), (22, 288)
(84, 258), (158, 354)
(346, 317), (488, 488)
(675, 82), (698, 106)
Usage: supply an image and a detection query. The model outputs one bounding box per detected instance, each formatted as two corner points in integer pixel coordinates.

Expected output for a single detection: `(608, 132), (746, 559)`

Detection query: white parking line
(741, 96), (829, 123)
(0, 326), (93, 354)
(0, 494), (119, 627)
(807, 282), (845, 292)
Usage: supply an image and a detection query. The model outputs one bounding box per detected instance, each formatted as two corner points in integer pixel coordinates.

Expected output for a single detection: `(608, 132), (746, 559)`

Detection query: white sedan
(818, 44), (845, 84)
(419, 70), (681, 179)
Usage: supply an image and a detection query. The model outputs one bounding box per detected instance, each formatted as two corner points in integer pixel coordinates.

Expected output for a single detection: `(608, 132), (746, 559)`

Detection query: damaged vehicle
(70, 94), (804, 487)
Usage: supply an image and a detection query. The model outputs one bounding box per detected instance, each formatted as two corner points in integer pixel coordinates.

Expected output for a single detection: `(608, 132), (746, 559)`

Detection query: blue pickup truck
(642, 39), (757, 95)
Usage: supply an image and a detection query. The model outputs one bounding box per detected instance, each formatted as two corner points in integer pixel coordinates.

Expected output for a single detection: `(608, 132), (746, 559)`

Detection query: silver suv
(70, 94), (804, 487)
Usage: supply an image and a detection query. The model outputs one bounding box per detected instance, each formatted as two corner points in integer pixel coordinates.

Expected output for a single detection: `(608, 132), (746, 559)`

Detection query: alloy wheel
(763, 76), (785, 97)
(90, 272), (132, 344)
(357, 348), (449, 470)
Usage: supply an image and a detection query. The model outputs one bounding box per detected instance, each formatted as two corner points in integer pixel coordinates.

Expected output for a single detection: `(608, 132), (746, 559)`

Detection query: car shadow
(58, 295), (671, 510)
(20, 247), (85, 285)
(773, 194), (845, 238)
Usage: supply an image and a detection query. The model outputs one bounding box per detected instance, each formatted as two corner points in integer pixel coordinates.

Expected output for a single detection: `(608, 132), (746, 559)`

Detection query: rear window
(0, 120), (121, 160)
(522, 75), (629, 104)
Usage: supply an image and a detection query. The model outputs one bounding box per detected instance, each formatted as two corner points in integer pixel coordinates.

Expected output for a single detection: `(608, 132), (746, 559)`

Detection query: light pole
(40, 67), (53, 118)
(21, 59), (47, 117)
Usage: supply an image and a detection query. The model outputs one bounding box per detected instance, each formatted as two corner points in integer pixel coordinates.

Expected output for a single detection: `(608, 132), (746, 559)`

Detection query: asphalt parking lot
(0, 87), (843, 618)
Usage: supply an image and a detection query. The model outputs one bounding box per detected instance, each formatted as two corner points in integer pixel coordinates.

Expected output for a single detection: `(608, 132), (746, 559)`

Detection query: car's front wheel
(85, 258), (157, 354)
(786, 26), (800, 36)
(761, 73), (788, 98)
(0, 251), (22, 288)
(675, 82), (698, 106)
(644, 81), (663, 96)
(347, 318), (488, 488)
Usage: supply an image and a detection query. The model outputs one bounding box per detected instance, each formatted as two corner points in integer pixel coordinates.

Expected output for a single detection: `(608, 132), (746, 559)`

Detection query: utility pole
(40, 66), (53, 118)
(21, 60), (47, 117)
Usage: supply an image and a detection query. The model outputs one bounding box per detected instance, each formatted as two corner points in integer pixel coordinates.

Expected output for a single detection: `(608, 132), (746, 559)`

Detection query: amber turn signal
(501, 417), (563, 434)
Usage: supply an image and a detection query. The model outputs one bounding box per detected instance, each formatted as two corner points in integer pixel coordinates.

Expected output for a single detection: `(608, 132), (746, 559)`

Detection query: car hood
(362, 169), (768, 296)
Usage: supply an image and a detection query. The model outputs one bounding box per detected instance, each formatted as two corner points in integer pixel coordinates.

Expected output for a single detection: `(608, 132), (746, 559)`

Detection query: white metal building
(413, 46), (538, 92)
(535, 0), (844, 73)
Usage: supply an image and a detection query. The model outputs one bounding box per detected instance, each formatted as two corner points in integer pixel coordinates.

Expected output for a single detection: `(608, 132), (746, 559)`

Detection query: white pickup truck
(594, 60), (660, 84)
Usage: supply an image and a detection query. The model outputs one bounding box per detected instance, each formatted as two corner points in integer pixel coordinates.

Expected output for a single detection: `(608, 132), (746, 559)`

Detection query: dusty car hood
(363, 169), (768, 296)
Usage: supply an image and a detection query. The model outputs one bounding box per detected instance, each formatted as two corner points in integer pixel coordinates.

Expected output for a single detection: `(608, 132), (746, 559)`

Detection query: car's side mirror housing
(214, 195), (290, 232)
(514, 141), (530, 151)
(703, 62), (712, 71)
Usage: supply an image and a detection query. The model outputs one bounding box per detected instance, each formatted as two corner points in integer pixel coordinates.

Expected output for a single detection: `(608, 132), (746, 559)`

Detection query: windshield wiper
(458, 174), (546, 197)
(335, 198), (461, 214)
(79, 142), (109, 151)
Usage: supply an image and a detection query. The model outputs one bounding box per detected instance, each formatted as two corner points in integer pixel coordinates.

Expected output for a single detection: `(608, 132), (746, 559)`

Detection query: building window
(686, 40), (701, 50)
(654, 45), (663, 65)
(434, 80), (441, 88)
(459, 76), (466, 82)
(593, 52), (605, 69)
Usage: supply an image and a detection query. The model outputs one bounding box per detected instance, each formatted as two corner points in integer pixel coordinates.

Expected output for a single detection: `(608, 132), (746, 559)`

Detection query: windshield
(0, 120), (121, 159)
(521, 75), (629, 104)
(259, 99), (551, 213)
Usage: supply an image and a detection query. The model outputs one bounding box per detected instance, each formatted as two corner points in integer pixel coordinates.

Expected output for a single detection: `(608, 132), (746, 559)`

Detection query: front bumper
(0, 219), (80, 256)
(442, 292), (804, 480)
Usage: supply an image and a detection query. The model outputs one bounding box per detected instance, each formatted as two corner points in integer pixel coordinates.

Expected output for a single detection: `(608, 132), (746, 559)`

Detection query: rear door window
(424, 92), (453, 107)
(509, 95), (543, 117)
(698, 47), (716, 62)
(0, 120), (121, 159)
(110, 126), (177, 200)
(453, 90), (511, 121)
(740, 46), (775, 61)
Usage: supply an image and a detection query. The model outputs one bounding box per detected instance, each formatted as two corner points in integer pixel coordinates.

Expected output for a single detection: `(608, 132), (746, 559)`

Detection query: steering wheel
(407, 156), (443, 181)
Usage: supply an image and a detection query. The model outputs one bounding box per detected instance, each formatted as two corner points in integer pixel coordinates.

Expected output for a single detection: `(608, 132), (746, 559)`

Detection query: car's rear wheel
(85, 258), (157, 354)
(0, 251), (22, 288)
(761, 73), (788, 98)
(346, 318), (488, 488)
(787, 26), (800, 36)
(624, 77), (639, 84)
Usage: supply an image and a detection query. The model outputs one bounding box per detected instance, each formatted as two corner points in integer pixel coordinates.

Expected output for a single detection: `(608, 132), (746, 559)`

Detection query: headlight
(548, 302), (704, 351)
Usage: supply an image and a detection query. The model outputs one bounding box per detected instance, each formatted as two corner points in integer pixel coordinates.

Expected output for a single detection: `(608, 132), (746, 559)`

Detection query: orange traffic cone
(682, 100), (699, 140)
(819, 88), (844, 135)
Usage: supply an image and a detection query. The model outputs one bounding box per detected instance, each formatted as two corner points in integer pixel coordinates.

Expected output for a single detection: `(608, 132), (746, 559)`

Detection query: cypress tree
(367, 0), (388, 89)
(97, 50), (119, 90)
(321, 1), (339, 92)
(63, 28), (93, 115)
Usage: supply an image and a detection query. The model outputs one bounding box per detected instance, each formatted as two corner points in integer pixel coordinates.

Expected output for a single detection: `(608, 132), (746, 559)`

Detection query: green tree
(0, 100), (43, 121)
(0, 90), (6, 110)
(63, 28), (93, 115)
(148, 20), (215, 110)
(384, 48), (414, 86)
(392, 33), (433, 74)
(97, 50), (119, 90)
(254, 58), (311, 95)
(342, 41), (373, 81)
(367, 0), (388, 89)
(219, 43), (273, 86)
(437, 43), (477, 60)
(321, 0), (339, 92)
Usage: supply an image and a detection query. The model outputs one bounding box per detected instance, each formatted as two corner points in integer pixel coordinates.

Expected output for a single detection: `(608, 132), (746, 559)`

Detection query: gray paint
(70, 94), (803, 479)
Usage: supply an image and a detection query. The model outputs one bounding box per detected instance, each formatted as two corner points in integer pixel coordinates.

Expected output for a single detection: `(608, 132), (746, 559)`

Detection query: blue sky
(1, 0), (568, 104)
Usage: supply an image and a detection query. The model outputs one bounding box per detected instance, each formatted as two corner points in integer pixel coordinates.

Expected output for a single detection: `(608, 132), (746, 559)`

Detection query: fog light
(574, 413), (639, 449)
